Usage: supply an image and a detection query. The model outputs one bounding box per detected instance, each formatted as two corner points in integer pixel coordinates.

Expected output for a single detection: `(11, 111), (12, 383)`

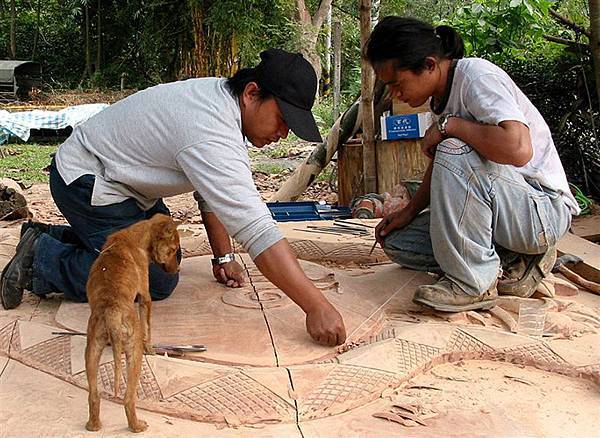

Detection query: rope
(570, 183), (593, 214)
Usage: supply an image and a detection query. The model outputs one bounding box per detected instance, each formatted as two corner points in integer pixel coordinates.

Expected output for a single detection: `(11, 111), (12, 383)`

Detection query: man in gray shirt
(1, 49), (347, 347)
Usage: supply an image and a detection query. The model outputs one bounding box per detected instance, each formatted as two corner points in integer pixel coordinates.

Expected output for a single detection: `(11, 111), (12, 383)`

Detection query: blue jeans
(384, 138), (572, 296)
(31, 160), (180, 302)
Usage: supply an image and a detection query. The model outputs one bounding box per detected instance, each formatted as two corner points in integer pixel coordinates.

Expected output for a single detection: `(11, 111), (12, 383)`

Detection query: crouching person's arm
(255, 239), (347, 346)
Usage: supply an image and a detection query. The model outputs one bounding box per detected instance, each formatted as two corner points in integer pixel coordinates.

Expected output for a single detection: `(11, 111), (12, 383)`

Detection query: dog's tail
(105, 310), (124, 397)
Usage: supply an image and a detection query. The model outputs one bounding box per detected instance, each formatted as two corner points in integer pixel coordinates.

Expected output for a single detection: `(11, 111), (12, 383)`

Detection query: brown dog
(84, 214), (180, 433)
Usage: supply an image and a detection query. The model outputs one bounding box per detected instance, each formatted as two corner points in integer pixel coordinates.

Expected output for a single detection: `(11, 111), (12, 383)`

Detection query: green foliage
(0, 144), (57, 185)
(251, 162), (289, 175)
(440, 0), (556, 62)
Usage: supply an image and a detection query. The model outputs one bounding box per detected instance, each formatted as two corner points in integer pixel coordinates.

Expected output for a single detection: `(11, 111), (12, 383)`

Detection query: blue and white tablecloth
(0, 103), (108, 144)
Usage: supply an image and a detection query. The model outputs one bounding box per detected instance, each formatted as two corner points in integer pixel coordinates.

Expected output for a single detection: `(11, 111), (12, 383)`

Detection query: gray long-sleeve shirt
(55, 78), (283, 259)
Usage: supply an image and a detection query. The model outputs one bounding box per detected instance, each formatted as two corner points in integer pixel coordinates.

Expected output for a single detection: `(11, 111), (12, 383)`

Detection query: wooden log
(338, 143), (364, 206)
(360, 0), (376, 194)
(557, 232), (600, 284)
(377, 99), (431, 192)
(376, 140), (430, 193)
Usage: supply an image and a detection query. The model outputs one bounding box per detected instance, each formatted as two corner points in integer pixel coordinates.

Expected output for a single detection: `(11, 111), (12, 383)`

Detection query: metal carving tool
(52, 331), (86, 336)
(369, 240), (378, 255)
(153, 343), (207, 353)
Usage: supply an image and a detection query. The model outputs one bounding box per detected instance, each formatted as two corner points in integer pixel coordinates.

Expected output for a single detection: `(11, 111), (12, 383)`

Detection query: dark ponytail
(434, 25), (465, 60)
(365, 16), (465, 72)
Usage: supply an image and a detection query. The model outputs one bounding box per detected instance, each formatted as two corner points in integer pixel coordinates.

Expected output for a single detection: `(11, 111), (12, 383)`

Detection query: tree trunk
(31, 0), (41, 59)
(85, 3), (91, 74)
(80, 2), (92, 83)
(96, 0), (102, 73)
(360, 0), (376, 193)
(589, 0), (600, 105)
(295, 0), (333, 93)
(9, 0), (16, 59)
(332, 20), (342, 121)
(322, 4), (332, 96)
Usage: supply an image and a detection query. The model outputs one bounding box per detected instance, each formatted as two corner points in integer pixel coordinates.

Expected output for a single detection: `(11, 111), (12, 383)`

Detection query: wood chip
(392, 403), (420, 416)
(223, 413), (241, 428)
(392, 410), (429, 427)
(489, 305), (518, 332)
(466, 310), (488, 326)
(431, 370), (469, 382)
(406, 385), (442, 391)
(372, 412), (418, 427)
(504, 375), (533, 386)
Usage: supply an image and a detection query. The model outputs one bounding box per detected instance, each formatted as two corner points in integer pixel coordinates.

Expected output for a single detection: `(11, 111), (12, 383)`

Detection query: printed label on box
(381, 112), (433, 140)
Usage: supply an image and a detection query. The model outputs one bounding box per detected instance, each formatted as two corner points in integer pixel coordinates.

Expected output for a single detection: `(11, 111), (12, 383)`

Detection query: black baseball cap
(255, 49), (322, 143)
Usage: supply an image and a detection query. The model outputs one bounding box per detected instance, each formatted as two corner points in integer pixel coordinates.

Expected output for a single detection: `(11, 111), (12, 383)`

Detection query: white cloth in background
(0, 103), (108, 144)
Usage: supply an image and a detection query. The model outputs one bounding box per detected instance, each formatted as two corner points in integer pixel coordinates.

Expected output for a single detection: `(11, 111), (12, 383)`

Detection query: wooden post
(376, 100), (430, 193)
(359, 0), (376, 194)
(338, 142), (364, 205)
(332, 20), (342, 121)
(323, 4), (332, 96)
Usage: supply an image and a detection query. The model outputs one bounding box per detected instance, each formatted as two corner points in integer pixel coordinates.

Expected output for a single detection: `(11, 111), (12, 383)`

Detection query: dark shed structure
(0, 60), (42, 101)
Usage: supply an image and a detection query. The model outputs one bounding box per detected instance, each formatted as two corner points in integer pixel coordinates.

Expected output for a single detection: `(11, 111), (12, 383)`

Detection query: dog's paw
(143, 344), (155, 355)
(129, 419), (148, 433)
(85, 420), (102, 431)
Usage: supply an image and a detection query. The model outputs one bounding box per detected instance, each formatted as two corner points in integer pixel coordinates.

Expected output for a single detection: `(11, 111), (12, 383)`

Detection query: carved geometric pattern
(499, 342), (567, 367)
(300, 365), (398, 417)
(577, 364), (600, 378)
(445, 328), (495, 353)
(288, 240), (327, 259)
(395, 339), (441, 375)
(0, 320), (17, 353)
(181, 241), (212, 258)
(73, 357), (162, 401)
(167, 372), (293, 419)
(322, 245), (379, 259)
(21, 336), (72, 375)
(579, 364), (600, 372)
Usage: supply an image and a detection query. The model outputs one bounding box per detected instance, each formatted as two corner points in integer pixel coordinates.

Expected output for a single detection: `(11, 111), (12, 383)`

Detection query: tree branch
(549, 8), (591, 38)
(543, 34), (589, 50)
(312, 0), (333, 29)
(295, 0), (311, 24)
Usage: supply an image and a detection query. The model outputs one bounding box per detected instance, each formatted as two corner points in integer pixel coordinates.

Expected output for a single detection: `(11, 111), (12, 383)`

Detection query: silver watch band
(437, 113), (455, 137)
(211, 253), (235, 266)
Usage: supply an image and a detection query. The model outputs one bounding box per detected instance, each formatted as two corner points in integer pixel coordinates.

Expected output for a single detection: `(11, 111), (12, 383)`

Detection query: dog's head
(149, 214), (181, 274)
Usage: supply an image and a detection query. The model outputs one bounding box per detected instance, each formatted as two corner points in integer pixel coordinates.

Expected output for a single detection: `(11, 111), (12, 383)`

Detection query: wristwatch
(437, 113), (455, 137)
(211, 253), (235, 266)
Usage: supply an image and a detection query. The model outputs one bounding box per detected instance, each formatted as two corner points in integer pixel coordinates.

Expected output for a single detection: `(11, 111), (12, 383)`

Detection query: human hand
(213, 261), (246, 288)
(421, 124), (444, 159)
(374, 208), (416, 249)
(305, 302), (346, 346)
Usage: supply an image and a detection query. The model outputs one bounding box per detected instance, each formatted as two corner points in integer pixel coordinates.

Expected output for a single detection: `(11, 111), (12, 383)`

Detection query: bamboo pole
(333, 20), (342, 121)
(359, 0), (376, 193)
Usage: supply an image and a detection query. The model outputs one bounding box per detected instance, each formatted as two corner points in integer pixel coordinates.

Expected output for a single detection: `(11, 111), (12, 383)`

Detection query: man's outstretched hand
(306, 302), (346, 346)
(213, 260), (246, 288)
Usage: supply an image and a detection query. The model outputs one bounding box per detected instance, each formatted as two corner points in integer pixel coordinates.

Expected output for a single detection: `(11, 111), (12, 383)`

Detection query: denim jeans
(31, 160), (180, 302)
(383, 138), (572, 296)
